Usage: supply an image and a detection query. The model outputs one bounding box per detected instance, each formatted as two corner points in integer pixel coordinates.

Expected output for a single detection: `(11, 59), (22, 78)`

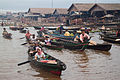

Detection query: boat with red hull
(28, 48), (66, 76)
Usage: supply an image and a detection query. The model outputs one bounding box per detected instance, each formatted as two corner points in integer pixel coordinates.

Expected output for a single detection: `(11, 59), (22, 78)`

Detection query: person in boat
(40, 26), (45, 31)
(80, 30), (90, 43)
(25, 30), (32, 41)
(64, 30), (70, 36)
(1, 22), (4, 26)
(29, 43), (42, 56)
(2, 28), (8, 35)
(60, 24), (63, 34)
(85, 27), (89, 34)
(44, 36), (51, 45)
(35, 48), (45, 61)
(116, 30), (120, 37)
(30, 34), (37, 43)
(74, 30), (80, 42)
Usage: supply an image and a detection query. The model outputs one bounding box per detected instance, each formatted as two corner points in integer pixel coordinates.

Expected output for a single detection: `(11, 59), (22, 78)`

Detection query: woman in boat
(35, 48), (45, 61)
(2, 28), (8, 35)
(25, 30), (32, 41)
(44, 36), (51, 45)
(80, 30), (90, 43)
(64, 30), (70, 36)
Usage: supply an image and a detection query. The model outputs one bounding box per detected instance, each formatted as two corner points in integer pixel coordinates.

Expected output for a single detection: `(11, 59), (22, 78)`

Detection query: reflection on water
(0, 26), (120, 80)
(30, 64), (61, 80)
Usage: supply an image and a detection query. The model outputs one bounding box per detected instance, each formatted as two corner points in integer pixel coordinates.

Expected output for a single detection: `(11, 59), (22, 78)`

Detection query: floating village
(0, 3), (120, 80)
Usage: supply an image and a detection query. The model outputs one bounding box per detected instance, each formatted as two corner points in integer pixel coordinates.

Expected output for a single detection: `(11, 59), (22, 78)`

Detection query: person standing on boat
(35, 48), (45, 61)
(80, 30), (90, 43)
(25, 30), (32, 41)
(60, 24), (63, 34)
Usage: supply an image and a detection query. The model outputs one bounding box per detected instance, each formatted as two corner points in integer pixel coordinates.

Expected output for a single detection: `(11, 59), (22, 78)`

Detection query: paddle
(20, 37), (25, 39)
(21, 42), (27, 45)
(80, 43), (88, 51)
(18, 60), (31, 66)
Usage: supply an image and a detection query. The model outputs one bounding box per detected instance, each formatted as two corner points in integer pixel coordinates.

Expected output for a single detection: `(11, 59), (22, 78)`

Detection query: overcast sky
(0, 0), (120, 12)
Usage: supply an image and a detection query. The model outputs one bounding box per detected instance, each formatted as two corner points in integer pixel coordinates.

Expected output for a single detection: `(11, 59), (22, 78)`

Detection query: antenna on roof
(52, 0), (53, 8)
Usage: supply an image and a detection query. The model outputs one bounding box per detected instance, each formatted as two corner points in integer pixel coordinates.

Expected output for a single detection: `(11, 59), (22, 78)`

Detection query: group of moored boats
(2, 25), (120, 76)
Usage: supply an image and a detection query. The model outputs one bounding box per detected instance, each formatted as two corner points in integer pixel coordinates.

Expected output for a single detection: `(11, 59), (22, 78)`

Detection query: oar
(50, 37), (60, 40)
(18, 60), (31, 66)
(80, 43), (88, 51)
(21, 42), (27, 45)
(20, 37), (25, 39)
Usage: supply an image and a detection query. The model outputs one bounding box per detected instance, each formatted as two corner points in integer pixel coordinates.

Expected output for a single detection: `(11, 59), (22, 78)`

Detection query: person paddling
(25, 30), (32, 41)
(80, 30), (90, 43)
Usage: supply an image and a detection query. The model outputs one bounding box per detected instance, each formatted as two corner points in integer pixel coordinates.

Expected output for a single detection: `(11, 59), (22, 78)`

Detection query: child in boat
(35, 48), (45, 61)
(80, 30), (90, 43)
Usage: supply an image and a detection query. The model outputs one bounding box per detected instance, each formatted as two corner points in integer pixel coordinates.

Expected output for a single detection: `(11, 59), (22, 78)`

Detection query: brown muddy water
(0, 26), (120, 80)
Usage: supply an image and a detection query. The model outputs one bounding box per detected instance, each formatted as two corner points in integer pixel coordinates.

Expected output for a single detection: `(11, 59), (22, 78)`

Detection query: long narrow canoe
(28, 48), (66, 76)
(100, 34), (120, 44)
(51, 40), (88, 50)
(87, 44), (112, 51)
(20, 29), (26, 33)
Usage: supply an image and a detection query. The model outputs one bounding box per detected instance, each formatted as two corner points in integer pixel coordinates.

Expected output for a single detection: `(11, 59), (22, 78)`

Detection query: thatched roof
(54, 8), (68, 14)
(97, 3), (120, 10)
(28, 8), (55, 14)
(68, 3), (95, 11)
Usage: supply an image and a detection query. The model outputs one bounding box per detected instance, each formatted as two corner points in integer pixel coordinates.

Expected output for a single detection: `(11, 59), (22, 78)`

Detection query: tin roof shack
(67, 3), (95, 26)
(53, 8), (68, 24)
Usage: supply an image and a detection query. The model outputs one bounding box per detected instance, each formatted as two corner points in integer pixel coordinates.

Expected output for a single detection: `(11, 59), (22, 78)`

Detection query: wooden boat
(40, 42), (63, 50)
(100, 34), (120, 44)
(28, 48), (66, 76)
(102, 37), (120, 44)
(87, 44), (112, 51)
(33, 26), (41, 29)
(20, 29), (26, 33)
(17, 27), (24, 30)
(9, 26), (18, 31)
(51, 39), (88, 50)
(49, 33), (75, 40)
(2, 33), (12, 39)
